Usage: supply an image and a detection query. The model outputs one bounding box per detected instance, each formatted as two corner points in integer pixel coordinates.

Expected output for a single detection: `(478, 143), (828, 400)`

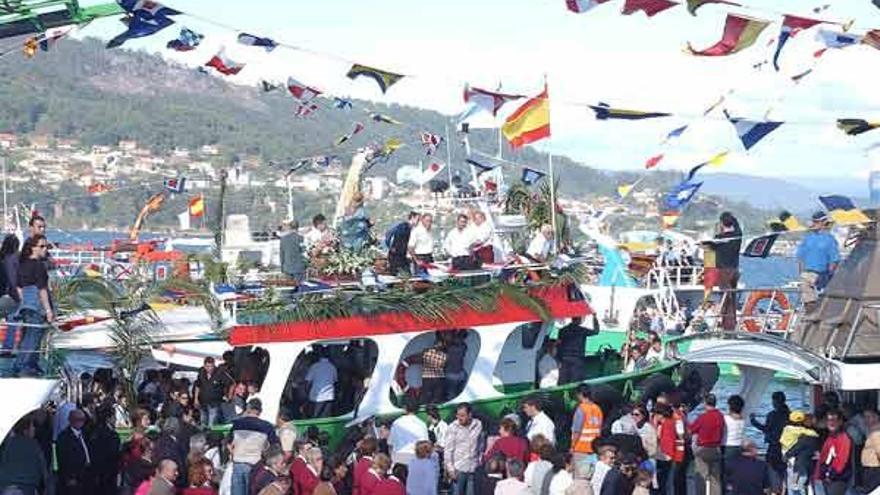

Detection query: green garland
(239, 268), (587, 327)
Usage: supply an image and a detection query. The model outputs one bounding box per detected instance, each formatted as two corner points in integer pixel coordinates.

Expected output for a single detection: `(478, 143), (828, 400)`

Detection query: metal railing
(693, 287), (801, 336)
(645, 265), (705, 290)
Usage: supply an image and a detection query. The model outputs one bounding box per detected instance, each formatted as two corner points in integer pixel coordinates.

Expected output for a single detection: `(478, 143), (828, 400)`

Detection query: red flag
(205, 49), (245, 76)
(644, 154), (664, 169)
(621, 0), (678, 17)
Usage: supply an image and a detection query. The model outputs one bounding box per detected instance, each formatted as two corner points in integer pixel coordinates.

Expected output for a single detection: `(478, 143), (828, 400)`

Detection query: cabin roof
(229, 284), (590, 345)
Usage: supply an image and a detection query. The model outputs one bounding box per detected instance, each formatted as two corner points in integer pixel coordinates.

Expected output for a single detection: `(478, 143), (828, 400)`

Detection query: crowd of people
(5, 346), (880, 495)
(275, 207), (559, 283)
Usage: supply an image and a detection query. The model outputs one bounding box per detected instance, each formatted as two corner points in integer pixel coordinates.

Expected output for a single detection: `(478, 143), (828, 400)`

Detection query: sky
(75, 0), (880, 180)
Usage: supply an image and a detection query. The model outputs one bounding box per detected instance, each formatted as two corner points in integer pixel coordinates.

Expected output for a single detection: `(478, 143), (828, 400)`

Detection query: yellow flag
(707, 151), (729, 167)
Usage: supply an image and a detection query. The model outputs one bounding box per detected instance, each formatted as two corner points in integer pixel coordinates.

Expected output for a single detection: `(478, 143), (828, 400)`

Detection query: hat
(789, 410), (805, 424)
(810, 211), (830, 228)
(246, 398), (263, 412)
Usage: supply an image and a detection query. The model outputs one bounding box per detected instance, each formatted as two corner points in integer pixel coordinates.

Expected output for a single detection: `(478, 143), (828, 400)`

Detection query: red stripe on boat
(229, 284), (589, 345)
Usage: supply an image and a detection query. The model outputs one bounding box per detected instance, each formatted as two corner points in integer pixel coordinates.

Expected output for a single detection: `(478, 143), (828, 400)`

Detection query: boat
(0, 263), (706, 447)
(666, 209), (880, 417)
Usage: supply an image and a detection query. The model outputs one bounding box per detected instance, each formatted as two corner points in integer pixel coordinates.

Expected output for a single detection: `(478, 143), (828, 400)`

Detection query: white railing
(645, 265), (704, 290)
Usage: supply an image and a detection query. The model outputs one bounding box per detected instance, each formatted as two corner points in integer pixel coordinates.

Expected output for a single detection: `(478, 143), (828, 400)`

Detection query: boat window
(493, 322), (550, 393)
(391, 329), (480, 407)
(278, 339), (378, 420)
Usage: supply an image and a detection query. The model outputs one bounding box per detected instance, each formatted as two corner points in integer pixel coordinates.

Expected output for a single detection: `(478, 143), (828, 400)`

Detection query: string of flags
(17, 0), (880, 214)
(107, 0), (180, 49)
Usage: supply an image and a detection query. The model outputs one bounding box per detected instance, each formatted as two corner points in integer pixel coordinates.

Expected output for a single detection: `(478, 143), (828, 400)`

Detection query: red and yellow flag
(688, 14), (770, 56)
(502, 86), (550, 148)
(189, 194), (205, 217)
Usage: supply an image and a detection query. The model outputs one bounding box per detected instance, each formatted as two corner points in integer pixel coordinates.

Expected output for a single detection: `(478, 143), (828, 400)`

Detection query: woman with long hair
(10, 234), (53, 376)
(0, 233), (20, 352)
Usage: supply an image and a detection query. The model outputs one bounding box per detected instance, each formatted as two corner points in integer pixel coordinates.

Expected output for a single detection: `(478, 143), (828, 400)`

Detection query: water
(739, 256), (799, 288)
(710, 375), (810, 447)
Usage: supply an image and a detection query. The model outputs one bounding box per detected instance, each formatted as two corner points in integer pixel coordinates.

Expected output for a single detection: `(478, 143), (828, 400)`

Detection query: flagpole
(549, 152), (558, 254)
(546, 75), (558, 254)
(444, 123), (454, 189)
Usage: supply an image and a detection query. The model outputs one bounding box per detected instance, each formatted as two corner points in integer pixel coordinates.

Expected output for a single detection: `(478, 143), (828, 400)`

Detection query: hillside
(0, 37), (770, 232)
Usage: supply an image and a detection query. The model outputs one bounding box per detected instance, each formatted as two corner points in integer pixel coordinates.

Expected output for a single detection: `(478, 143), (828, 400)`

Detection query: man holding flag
(796, 211), (840, 313)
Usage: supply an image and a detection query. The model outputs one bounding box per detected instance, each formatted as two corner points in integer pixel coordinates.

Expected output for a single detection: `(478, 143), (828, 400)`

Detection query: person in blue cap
(796, 211), (840, 313)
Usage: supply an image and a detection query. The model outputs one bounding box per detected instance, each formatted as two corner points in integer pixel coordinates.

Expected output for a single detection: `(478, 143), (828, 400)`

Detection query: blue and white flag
(521, 167), (546, 186)
(166, 27), (203, 51)
(107, 0), (180, 48)
(728, 118), (783, 150)
(664, 180), (702, 211)
(816, 28), (862, 50)
(333, 97), (353, 110)
(237, 32), (278, 52)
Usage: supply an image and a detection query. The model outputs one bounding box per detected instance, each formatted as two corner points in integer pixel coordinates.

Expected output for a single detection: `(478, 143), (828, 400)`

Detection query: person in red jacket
(374, 463), (406, 495)
(361, 453), (391, 495)
(295, 446), (324, 495)
(352, 437), (378, 495)
(814, 410), (852, 495)
(483, 417), (529, 464)
(656, 403), (685, 495)
(289, 440), (313, 495)
(688, 393), (725, 495)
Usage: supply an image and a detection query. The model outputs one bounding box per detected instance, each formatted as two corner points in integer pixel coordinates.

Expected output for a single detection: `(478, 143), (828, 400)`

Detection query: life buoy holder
(742, 291), (792, 333)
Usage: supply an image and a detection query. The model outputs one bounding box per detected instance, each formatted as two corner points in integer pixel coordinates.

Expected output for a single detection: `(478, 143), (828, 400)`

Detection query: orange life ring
(742, 291), (792, 333)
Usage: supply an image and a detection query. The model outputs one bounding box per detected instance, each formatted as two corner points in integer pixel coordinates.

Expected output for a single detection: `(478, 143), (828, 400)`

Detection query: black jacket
(56, 427), (91, 484)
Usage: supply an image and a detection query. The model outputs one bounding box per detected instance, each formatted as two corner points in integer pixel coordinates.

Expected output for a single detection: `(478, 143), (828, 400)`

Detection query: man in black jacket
(385, 211), (419, 276)
(154, 417), (187, 488)
(712, 212), (742, 330)
(56, 409), (93, 495)
(554, 316), (600, 385)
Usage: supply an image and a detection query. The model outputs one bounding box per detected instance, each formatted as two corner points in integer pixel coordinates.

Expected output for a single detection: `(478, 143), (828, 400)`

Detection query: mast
(214, 169), (227, 259)
(286, 175), (294, 222)
(1, 155), (6, 231)
(546, 76), (557, 253)
(444, 123), (453, 188)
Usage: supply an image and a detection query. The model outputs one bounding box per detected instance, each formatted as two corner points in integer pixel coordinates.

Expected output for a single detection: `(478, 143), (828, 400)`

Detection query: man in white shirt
(496, 458), (530, 495)
(591, 445), (617, 495)
(525, 224), (554, 262)
(304, 347), (338, 418)
(303, 214), (330, 255)
(388, 397), (429, 465)
(408, 213), (435, 273)
(468, 211), (494, 265)
(444, 213), (475, 270)
(522, 398), (556, 445)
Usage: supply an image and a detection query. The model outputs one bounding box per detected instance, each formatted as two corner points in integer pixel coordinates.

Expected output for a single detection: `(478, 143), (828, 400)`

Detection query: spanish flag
(502, 86), (550, 149)
(189, 194), (205, 218)
(688, 14), (771, 56)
